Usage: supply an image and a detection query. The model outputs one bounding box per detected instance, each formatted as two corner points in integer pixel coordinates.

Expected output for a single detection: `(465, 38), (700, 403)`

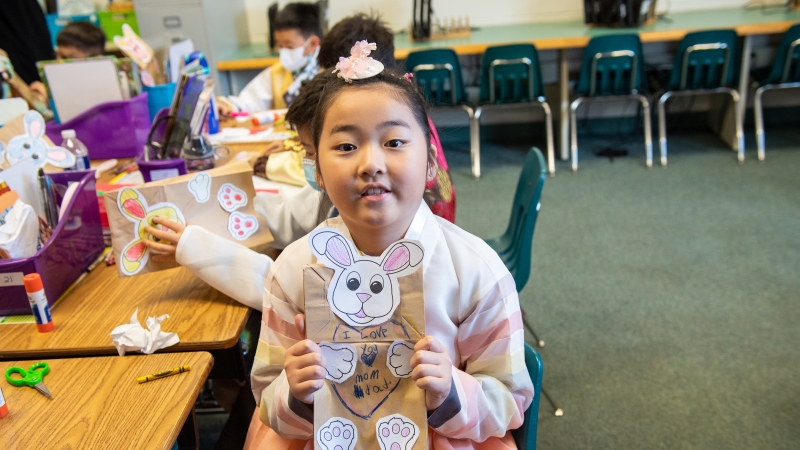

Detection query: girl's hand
(285, 314), (327, 404)
(411, 336), (453, 410)
(143, 217), (186, 262)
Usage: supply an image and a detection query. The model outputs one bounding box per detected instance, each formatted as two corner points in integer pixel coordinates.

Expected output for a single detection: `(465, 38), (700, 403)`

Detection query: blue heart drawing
(360, 346), (378, 366)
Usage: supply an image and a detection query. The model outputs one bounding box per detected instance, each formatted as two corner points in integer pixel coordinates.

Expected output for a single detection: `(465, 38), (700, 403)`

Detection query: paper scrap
(376, 414), (420, 450)
(387, 340), (415, 378)
(317, 417), (357, 450)
(0, 199), (38, 258)
(308, 228), (424, 327)
(187, 172), (211, 203)
(320, 342), (357, 383)
(110, 308), (180, 356)
(227, 211), (258, 240)
(217, 183), (247, 212)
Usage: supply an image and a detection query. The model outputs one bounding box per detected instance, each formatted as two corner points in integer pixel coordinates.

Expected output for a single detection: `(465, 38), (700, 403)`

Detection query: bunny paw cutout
(117, 187), (185, 275)
(217, 183), (247, 212)
(227, 211), (258, 240)
(4, 110), (75, 168)
(188, 173), (211, 202)
(319, 342), (357, 383)
(317, 417), (357, 450)
(376, 414), (420, 450)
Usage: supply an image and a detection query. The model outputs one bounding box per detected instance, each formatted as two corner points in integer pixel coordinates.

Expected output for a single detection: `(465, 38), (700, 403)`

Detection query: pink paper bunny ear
(23, 110), (44, 138)
(380, 240), (424, 275)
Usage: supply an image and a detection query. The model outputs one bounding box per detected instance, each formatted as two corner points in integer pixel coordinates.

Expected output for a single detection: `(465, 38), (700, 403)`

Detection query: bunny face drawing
(117, 187), (185, 276)
(310, 228), (423, 327)
(5, 111), (75, 169)
(113, 24), (152, 66)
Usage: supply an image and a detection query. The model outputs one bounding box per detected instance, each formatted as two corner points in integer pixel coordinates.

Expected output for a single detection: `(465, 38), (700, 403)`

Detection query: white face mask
(279, 40), (309, 72)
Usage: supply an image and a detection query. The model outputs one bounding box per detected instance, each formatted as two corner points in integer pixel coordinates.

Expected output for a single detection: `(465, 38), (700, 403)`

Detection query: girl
(249, 42), (532, 449)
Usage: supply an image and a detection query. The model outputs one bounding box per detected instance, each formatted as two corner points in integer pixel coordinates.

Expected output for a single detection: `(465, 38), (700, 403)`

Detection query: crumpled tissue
(0, 199), (38, 258)
(110, 309), (180, 356)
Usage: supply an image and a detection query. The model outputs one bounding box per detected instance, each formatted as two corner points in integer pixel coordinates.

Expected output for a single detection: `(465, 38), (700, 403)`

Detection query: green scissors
(5, 362), (52, 399)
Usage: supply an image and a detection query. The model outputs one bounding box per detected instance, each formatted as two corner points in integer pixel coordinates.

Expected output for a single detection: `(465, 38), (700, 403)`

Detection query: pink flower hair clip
(332, 40), (385, 82)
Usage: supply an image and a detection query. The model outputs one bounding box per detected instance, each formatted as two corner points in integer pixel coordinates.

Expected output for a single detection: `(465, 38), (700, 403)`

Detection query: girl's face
(317, 86), (433, 247)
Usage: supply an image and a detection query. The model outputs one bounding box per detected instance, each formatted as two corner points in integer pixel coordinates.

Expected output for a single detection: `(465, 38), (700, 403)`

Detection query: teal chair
(754, 23), (800, 161)
(405, 49), (477, 175)
(512, 343), (544, 450)
(657, 30), (744, 165)
(474, 44), (555, 177)
(570, 34), (653, 171)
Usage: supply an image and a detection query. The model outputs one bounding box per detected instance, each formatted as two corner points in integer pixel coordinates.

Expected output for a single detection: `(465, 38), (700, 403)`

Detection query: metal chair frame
(474, 58), (555, 177)
(571, 51), (652, 171)
(657, 43), (744, 165)
(754, 38), (800, 161)
(412, 62), (476, 173)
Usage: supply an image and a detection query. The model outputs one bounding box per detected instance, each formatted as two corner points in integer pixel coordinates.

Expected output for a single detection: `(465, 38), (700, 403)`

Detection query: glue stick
(0, 386), (8, 418)
(23, 273), (54, 333)
(251, 111), (280, 126)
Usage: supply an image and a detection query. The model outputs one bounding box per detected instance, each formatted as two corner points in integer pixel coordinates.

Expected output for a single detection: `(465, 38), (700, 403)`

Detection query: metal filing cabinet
(132, 0), (248, 93)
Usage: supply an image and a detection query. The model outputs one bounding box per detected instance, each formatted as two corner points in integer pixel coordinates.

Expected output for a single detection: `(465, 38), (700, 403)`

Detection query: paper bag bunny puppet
(305, 228), (428, 450)
(113, 24), (162, 86)
(3, 110), (75, 169)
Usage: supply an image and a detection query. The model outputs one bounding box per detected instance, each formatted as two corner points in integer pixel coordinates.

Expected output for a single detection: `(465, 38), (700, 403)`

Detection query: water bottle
(61, 129), (90, 171)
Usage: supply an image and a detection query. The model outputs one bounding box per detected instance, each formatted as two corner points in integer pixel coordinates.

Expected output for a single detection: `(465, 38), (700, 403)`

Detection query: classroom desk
(0, 352), (212, 450)
(217, 7), (800, 160)
(0, 263), (251, 380)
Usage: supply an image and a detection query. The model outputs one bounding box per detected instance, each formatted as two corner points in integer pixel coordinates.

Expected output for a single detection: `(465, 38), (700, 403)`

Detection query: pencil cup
(143, 83), (176, 122)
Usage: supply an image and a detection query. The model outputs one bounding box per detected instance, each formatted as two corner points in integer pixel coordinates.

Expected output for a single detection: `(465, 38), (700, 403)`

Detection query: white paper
(317, 417), (357, 450)
(168, 39), (194, 83)
(387, 340), (415, 378)
(43, 59), (123, 123)
(0, 158), (43, 218)
(110, 308), (180, 356)
(319, 342), (357, 383)
(227, 211), (258, 241)
(217, 183), (247, 212)
(0, 199), (38, 258)
(187, 172), (211, 203)
(376, 414), (420, 450)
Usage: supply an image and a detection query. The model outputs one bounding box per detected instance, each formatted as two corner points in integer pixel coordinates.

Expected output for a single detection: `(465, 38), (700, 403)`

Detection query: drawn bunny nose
(356, 293), (372, 303)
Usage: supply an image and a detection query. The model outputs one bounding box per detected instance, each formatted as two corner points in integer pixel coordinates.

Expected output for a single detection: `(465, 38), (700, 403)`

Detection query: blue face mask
(302, 158), (321, 191)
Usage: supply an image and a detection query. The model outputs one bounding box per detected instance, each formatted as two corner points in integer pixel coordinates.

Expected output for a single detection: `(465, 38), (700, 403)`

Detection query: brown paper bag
(103, 160), (272, 277)
(304, 233), (428, 450)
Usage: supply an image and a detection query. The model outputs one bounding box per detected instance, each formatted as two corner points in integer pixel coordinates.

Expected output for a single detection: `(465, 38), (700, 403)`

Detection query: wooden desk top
(217, 7), (800, 71)
(0, 352), (212, 450)
(0, 264), (250, 359)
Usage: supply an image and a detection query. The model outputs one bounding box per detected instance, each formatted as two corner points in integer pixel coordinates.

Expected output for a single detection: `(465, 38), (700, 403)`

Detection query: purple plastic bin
(46, 93), (151, 160)
(0, 171), (105, 316)
(137, 107), (187, 182)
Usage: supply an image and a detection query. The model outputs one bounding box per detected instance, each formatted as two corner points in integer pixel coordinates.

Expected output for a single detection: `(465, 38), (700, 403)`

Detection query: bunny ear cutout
(45, 146), (76, 168)
(117, 187), (148, 223)
(380, 240), (424, 276)
(120, 238), (148, 276)
(309, 228), (356, 269)
(23, 110), (45, 138)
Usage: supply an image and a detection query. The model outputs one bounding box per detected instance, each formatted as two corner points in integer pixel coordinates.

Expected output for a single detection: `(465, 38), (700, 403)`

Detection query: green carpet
(443, 127), (800, 449)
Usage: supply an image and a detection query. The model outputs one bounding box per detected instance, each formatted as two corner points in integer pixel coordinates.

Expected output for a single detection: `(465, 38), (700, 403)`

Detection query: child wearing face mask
(217, 2), (321, 114)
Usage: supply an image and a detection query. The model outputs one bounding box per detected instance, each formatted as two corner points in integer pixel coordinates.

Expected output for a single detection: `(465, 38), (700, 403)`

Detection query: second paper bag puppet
(305, 228), (428, 450)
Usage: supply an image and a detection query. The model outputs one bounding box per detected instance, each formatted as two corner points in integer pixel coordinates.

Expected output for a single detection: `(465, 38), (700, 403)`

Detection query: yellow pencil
(136, 365), (191, 383)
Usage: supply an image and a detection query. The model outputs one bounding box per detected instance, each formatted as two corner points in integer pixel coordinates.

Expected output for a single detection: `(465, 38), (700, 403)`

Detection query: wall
(242, 0), (756, 45)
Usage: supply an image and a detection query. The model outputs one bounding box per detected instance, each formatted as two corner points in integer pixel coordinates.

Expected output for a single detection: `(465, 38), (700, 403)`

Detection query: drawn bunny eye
(370, 275), (384, 294)
(23, 143), (30, 149)
(346, 272), (361, 291)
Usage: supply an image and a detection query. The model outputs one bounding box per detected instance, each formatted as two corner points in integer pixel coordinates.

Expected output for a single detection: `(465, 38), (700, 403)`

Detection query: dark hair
(273, 3), (321, 39)
(56, 22), (107, 56)
(285, 71), (334, 129)
(318, 14), (395, 70)
(312, 69), (431, 152)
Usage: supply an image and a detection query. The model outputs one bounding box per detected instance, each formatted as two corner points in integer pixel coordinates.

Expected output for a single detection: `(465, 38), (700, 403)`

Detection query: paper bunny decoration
(310, 229), (423, 327)
(117, 187), (185, 276)
(113, 24), (160, 86)
(306, 228), (428, 450)
(4, 110), (75, 169)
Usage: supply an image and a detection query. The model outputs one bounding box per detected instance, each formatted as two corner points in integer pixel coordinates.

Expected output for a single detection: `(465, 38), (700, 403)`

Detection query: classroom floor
(198, 125), (800, 449)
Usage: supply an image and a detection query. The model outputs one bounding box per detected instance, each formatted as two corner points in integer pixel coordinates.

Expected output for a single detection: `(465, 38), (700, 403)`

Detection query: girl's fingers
(144, 226), (180, 244)
(142, 239), (177, 254)
(151, 217), (186, 233)
(410, 350), (449, 368)
(292, 364), (328, 382)
(410, 363), (447, 381)
(287, 339), (321, 358)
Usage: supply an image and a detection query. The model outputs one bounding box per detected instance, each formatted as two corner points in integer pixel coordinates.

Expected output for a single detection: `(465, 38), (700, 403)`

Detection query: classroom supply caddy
(45, 93), (151, 160)
(0, 170), (105, 316)
(137, 108), (187, 182)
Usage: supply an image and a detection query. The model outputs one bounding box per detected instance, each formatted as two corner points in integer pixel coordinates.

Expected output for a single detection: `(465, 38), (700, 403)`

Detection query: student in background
(217, 2), (321, 114)
(0, 0), (55, 86)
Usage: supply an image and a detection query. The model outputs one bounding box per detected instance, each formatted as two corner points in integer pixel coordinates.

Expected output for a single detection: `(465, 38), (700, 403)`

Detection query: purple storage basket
(0, 170), (105, 316)
(45, 93), (151, 160)
(137, 107), (187, 182)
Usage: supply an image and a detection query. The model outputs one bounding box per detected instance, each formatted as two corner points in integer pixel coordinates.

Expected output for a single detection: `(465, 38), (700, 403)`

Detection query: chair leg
(657, 92), (671, 167)
(540, 101), (556, 176)
(521, 309), (544, 348)
(570, 98), (582, 172)
(754, 86), (767, 162)
(540, 386), (564, 417)
(729, 90), (745, 163)
(638, 94), (653, 168)
(466, 105), (480, 178)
